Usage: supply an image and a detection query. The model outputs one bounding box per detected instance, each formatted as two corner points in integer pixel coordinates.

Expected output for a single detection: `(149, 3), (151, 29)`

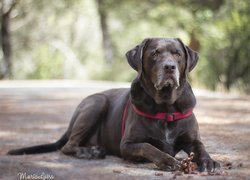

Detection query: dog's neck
(130, 78), (196, 114)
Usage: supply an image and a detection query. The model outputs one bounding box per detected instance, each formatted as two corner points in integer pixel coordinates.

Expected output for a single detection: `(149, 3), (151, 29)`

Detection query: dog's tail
(7, 133), (68, 155)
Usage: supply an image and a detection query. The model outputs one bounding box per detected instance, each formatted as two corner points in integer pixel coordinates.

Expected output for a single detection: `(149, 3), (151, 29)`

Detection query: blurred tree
(198, 0), (250, 92)
(0, 0), (18, 79)
(0, 0), (249, 93)
(5, 0), (90, 79)
(171, 0), (224, 51)
(222, 1), (250, 91)
(95, 0), (114, 64)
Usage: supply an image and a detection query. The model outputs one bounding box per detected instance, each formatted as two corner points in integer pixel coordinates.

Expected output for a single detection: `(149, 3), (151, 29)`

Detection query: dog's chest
(164, 125), (176, 145)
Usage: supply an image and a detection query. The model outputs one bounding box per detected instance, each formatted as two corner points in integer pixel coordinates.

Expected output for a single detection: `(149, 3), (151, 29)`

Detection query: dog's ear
(126, 39), (149, 77)
(186, 46), (199, 72)
(176, 38), (199, 73)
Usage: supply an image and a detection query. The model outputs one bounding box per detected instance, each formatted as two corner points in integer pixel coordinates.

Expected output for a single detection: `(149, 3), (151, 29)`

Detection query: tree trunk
(1, 13), (12, 79)
(0, 0), (17, 79)
(96, 0), (114, 64)
(189, 30), (200, 52)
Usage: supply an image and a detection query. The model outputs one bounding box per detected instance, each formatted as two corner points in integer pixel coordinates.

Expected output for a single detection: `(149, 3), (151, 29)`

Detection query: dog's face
(126, 38), (198, 104)
(143, 38), (186, 90)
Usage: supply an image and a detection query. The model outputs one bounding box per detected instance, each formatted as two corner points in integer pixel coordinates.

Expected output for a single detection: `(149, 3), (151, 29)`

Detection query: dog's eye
(173, 50), (181, 57)
(152, 50), (160, 57)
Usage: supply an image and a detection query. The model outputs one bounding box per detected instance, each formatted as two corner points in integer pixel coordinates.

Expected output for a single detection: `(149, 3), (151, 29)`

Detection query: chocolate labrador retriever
(8, 38), (220, 172)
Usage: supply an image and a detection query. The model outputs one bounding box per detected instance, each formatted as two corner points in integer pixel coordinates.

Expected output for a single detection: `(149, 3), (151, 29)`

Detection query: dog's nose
(164, 63), (176, 73)
(165, 65), (176, 70)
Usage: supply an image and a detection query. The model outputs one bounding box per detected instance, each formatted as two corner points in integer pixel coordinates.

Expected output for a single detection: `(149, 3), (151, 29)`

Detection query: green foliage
(197, 0), (250, 92)
(26, 45), (63, 79)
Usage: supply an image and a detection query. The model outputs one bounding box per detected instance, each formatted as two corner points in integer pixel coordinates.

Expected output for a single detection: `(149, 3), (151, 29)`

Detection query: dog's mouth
(152, 67), (180, 104)
(153, 82), (178, 104)
(154, 76), (179, 91)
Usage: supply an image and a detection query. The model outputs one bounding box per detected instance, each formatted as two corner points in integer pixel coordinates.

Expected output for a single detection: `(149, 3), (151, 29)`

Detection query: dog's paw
(76, 146), (106, 159)
(155, 157), (180, 171)
(198, 158), (220, 172)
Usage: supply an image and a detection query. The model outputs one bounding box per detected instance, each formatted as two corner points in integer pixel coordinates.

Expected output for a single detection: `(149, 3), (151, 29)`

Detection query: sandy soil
(0, 81), (249, 180)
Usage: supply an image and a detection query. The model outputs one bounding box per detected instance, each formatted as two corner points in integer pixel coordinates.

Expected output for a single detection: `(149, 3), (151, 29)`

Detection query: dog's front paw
(198, 158), (220, 172)
(155, 157), (180, 171)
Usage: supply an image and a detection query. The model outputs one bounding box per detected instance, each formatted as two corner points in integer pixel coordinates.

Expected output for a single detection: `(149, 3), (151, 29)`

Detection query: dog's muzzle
(154, 63), (180, 90)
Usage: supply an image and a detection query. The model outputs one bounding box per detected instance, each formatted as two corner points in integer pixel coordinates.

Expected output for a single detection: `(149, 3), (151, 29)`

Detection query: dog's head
(126, 38), (198, 104)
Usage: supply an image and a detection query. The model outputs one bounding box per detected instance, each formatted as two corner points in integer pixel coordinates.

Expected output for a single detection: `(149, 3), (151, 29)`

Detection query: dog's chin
(153, 78), (179, 105)
(154, 78), (179, 91)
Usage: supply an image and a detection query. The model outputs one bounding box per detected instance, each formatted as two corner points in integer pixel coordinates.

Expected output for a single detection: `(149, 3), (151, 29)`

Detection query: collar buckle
(166, 113), (175, 122)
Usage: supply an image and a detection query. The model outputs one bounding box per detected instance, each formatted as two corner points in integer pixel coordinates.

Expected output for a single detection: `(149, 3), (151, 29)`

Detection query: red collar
(131, 104), (193, 122)
(122, 99), (193, 136)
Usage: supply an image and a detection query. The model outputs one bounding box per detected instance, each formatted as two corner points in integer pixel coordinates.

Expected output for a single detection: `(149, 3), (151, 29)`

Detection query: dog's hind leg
(61, 94), (108, 158)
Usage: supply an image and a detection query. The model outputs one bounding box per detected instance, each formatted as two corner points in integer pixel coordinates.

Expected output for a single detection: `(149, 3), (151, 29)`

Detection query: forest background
(1, 0), (249, 93)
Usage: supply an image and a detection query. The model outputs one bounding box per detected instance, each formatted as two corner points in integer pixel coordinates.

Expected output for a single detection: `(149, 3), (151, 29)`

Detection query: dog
(8, 38), (220, 172)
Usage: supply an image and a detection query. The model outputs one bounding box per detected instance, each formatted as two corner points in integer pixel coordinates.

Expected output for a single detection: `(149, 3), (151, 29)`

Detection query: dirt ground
(0, 80), (250, 180)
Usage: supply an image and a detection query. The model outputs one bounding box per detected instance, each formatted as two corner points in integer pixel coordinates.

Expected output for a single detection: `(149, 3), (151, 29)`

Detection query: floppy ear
(176, 38), (199, 73)
(126, 39), (149, 77)
(186, 46), (199, 72)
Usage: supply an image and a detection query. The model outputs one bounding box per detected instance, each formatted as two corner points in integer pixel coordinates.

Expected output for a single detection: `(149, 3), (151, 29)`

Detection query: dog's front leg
(184, 140), (220, 172)
(120, 142), (180, 171)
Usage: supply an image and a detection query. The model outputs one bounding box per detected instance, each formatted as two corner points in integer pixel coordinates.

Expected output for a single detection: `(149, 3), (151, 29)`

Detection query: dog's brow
(155, 44), (181, 54)
(165, 43), (177, 49)
(173, 48), (183, 53)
